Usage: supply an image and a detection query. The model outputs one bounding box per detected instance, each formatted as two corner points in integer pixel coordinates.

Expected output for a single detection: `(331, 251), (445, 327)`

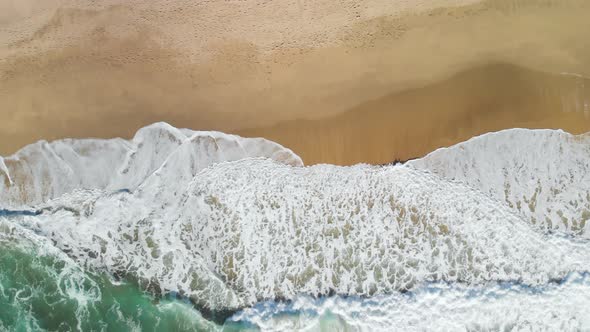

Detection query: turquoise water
(3, 210), (590, 331)
(0, 236), (242, 332)
(2, 196), (590, 331)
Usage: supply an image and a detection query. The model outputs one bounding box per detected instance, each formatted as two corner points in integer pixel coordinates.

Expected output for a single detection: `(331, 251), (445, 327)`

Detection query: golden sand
(239, 63), (590, 165)
(1, 0), (589, 164)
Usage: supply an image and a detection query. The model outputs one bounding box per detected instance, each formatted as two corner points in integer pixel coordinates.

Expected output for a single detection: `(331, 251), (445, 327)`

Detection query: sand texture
(1, 0), (589, 164)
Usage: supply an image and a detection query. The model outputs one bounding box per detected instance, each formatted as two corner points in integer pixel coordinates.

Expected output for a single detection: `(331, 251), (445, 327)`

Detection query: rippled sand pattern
(1, 0), (590, 164)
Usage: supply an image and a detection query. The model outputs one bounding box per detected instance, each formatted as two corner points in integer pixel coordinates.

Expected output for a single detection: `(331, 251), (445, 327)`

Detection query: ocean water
(2, 214), (590, 331)
(0, 212), (289, 331)
(0, 218), (220, 332)
(1, 124), (589, 331)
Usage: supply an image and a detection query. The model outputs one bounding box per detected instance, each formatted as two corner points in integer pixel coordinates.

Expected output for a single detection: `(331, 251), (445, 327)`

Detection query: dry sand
(1, 0), (590, 164)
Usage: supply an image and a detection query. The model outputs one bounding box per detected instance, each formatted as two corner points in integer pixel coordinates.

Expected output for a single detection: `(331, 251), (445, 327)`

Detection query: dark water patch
(0, 209), (41, 217)
(381, 157), (419, 166)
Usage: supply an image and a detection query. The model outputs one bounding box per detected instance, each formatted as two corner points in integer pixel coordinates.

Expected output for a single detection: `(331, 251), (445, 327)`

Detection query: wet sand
(1, 0), (590, 164)
(240, 63), (590, 165)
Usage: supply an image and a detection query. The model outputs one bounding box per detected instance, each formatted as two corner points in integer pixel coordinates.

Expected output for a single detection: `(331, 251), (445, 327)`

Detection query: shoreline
(238, 62), (590, 165)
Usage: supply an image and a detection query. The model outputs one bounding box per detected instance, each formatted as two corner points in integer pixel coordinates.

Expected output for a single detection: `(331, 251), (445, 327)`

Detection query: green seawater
(0, 240), (250, 332)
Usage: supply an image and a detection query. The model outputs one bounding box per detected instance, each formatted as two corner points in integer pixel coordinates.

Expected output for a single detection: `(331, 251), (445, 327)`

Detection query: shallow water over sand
(240, 63), (590, 165)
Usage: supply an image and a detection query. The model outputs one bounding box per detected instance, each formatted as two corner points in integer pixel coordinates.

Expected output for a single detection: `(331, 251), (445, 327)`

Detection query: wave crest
(3, 124), (590, 316)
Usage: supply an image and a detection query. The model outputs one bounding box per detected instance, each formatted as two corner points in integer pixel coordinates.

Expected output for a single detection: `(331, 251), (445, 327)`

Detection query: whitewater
(1, 123), (589, 331)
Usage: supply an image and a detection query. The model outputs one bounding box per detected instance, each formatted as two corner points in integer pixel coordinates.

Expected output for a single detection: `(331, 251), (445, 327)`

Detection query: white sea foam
(231, 272), (590, 331)
(2, 123), (590, 323)
(0, 122), (302, 208)
(16, 158), (590, 312)
(409, 129), (590, 236)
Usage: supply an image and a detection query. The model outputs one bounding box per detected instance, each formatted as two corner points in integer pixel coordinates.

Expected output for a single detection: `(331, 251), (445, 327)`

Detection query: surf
(1, 123), (589, 330)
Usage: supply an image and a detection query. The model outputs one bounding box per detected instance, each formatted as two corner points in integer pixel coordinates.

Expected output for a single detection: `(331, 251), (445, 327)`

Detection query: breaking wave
(1, 123), (589, 330)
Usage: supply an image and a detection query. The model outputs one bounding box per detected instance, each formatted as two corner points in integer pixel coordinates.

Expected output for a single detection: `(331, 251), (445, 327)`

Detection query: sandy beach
(240, 63), (590, 164)
(1, 0), (589, 163)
